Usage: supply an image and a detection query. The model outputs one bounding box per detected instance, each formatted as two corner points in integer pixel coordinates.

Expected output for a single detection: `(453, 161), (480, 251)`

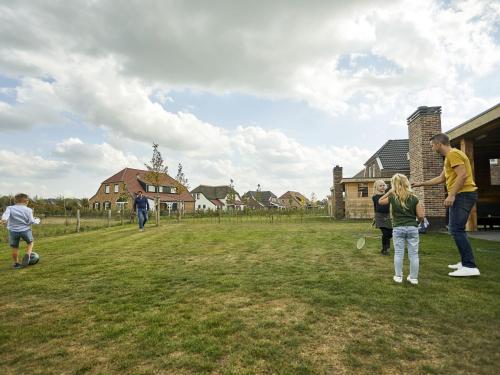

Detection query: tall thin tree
(144, 143), (169, 226)
(174, 163), (189, 220)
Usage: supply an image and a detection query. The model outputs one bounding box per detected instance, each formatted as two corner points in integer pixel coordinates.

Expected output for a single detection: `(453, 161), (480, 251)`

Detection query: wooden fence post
(107, 209), (111, 227)
(76, 209), (81, 233)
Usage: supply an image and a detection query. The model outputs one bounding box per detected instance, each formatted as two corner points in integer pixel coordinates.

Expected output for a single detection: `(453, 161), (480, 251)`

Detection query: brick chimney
(407, 106), (447, 229)
(332, 165), (345, 219)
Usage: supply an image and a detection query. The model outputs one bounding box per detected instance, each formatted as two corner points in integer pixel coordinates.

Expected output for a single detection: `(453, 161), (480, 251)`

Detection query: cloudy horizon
(1, 0), (499, 199)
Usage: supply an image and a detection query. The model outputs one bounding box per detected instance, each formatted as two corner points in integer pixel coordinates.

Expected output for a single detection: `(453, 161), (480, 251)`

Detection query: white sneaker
(406, 275), (418, 285)
(393, 275), (403, 283)
(448, 267), (480, 277)
(448, 262), (462, 270)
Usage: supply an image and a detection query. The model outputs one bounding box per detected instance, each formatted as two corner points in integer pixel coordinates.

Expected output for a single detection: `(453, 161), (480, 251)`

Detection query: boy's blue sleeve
(28, 208), (36, 224)
(1, 206), (11, 221)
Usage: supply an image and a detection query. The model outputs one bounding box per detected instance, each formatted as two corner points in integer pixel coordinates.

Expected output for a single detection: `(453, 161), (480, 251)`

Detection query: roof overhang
(340, 177), (391, 184)
(446, 103), (500, 141)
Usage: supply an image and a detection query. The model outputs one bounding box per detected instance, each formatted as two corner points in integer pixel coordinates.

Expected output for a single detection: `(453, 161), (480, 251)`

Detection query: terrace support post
(461, 138), (478, 231)
(76, 209), (81, 233)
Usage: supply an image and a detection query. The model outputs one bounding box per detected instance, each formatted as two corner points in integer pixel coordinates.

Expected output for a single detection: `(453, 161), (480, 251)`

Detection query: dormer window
(147, 185), (156, 193)
(171, 187), (177, 193)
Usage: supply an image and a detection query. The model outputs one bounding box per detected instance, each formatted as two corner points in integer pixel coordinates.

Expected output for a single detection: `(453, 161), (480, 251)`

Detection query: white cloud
(185, 126), (372, 197)
(1, 0), (499, 124)
(0, 149), (70, 179)
(0, 0), (499, 197)
(53, 138), (143, 175)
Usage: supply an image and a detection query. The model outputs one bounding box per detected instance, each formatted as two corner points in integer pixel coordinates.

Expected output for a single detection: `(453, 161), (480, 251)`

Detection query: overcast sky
(0, 0), (499, 199)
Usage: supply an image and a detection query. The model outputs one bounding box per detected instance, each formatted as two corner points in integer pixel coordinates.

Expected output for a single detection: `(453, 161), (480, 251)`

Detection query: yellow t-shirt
(444, 148), (477, 193)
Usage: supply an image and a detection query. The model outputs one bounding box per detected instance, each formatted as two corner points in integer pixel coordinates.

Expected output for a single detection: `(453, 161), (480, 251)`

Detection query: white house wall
(194, 193), (218, 211)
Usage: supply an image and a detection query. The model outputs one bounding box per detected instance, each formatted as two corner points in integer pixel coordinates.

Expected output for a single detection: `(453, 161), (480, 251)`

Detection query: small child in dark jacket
(372, 180), (392, 256)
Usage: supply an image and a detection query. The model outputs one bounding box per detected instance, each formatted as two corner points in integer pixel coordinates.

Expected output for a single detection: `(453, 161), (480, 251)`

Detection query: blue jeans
(393, 226), (419, 279)
(137, 209), (148, 229)
(448, 192), (477, 268)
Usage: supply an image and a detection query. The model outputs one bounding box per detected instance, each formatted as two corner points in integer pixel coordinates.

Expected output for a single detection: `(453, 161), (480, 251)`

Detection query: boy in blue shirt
(1, 193), (40, 269)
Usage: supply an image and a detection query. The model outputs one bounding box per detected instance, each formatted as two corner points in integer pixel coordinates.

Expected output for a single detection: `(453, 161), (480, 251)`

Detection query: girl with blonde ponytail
(379, 174), (425, 285)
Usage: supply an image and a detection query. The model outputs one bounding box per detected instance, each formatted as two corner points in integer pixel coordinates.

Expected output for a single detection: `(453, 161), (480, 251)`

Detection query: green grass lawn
(1, 220), (499, 374)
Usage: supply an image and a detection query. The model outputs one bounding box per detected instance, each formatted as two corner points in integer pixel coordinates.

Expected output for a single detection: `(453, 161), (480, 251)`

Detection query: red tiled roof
(100, 168), (194, 202)
(209, 199), (223, 207)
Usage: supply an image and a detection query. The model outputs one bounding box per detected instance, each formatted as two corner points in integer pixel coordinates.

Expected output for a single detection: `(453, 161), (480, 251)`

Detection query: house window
(105, 185), (110, 194)
(94, 202), (100, 210)
(197, 193), (200, 199)
(114, 184), (119, 193)
(147, 185), (156, 193)
(490, 159), (500, 185)
(203, 204), (206, 209)
(171, 187), (177, 193)
(358, 183), (368, 198)
(198, 204), (201, 209)
(104, 201), (111, 210)
(116, 201), (127, 210)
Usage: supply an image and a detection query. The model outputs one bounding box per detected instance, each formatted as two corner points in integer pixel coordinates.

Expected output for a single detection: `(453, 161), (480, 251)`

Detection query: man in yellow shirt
(412, 133), (480, 277)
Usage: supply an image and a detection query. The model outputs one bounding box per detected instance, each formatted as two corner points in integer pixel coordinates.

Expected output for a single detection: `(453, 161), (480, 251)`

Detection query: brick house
(333, 140), (410, 219)
(331, 103), (500, 230)
(89, 168), (195, 213)
(279, 191), (309, 209)
(190, 185), (245, 211)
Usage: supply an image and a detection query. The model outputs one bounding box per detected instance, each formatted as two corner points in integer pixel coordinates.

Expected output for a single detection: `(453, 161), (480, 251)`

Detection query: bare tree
(310, 192), (317, 209)
(144, 143), (168, 226)
(227, 178), (236, 210)
(174, 163), (190, 220)
(175, 163), (189, 189)
(255, 184), (262, 209)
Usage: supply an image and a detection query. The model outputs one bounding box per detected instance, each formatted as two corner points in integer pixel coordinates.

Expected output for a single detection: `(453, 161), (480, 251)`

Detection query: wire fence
(0, 208), (333, 242)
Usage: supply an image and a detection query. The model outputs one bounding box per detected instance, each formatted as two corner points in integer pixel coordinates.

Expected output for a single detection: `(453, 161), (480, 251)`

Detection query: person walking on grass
(379, 174), (425, 285)
(133, 190), (150, 232)
(412, 133), (480, 277)
(0, 193), (40, 269)
(372, 180), (392, 256)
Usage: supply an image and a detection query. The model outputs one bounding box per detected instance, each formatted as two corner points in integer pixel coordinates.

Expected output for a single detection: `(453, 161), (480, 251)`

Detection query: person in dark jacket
(133, 191), (150, 231)
(372, 180), (392, 255)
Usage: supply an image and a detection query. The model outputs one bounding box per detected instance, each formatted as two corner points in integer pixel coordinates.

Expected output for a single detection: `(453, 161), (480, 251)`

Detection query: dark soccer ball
(29, 252), (40, 265)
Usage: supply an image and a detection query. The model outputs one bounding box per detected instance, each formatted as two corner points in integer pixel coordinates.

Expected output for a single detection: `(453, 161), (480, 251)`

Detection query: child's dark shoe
(13, 263), (22, 269)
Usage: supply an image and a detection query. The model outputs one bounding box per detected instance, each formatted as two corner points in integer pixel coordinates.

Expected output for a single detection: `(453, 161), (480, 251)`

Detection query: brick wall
(333, 166), (345, 219)
(407, 106), (446, 227)
(89, 182), (131, 210)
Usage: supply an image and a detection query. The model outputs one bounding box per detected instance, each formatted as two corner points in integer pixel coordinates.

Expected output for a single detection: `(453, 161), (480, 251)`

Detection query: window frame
(357, 183), (369, 198)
